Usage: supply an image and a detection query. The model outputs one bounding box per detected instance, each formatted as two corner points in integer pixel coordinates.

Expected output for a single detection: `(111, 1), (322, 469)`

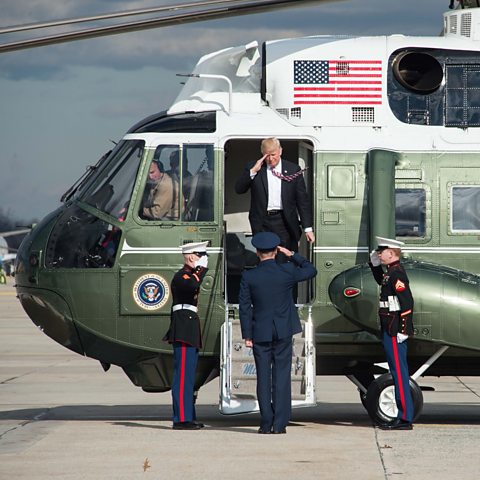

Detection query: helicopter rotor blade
(0, 0), (248, 35)
(0, 0), (341, 54)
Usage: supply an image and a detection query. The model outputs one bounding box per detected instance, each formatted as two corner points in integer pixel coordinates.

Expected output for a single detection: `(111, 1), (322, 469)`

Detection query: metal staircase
(219, 306), (316, 414)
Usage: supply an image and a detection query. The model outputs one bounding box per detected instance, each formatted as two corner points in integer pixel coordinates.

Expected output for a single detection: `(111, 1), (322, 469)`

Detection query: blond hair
(261, 137), (281, 153)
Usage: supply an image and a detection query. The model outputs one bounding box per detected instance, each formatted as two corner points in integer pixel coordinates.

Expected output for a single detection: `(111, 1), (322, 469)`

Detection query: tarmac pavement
(1, 280), (480, 479)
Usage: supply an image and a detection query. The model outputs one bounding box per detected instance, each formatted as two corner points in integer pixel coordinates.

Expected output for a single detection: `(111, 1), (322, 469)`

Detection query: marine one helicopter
(8, 0), (480, 424)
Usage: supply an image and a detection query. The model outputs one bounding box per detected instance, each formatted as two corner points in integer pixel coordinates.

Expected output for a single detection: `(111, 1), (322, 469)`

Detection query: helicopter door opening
(219, 138), (316, 414)
(222, 138), (314, 305)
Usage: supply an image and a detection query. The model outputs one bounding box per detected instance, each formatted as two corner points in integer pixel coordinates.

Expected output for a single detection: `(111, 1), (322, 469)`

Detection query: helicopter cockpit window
(45, 205), (121, 269)
(183, 144), (215, 222)
(395, 188), (426, 237)
(140, 145), (181, 221)
(139, 144), (215, 222)
(82, 140), (144, 219)
(451, 186), (480, 232)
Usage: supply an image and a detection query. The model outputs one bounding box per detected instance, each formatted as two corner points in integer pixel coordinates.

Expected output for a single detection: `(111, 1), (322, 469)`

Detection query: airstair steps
(220, 310), (316, 413)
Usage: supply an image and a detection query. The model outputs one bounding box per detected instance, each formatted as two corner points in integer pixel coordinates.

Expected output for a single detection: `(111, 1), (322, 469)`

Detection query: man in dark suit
(239, 232), (317, 434)
(235, 137), (315, 259)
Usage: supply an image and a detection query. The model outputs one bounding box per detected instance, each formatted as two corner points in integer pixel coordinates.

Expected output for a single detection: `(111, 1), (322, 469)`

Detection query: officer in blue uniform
(369, 236), (415, 430)
(163, 241), (209, 430)
(239, 232), (317, 434)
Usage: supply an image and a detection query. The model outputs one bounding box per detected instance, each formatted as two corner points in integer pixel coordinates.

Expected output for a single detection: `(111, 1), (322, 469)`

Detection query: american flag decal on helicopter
(293, 59), (383, 105)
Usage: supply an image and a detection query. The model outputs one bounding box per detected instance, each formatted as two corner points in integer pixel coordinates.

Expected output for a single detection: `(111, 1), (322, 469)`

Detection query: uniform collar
(258, 258), (276, 265)
(386, 260), (400, 270)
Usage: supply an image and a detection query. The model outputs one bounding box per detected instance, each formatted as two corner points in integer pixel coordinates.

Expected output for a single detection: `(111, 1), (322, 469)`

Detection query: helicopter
(8, 0), (480, 424)
(0, 228), (31, 279)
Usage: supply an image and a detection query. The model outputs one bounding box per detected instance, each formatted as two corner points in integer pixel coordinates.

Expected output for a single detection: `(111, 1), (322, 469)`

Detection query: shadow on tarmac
(2, 402), (480, 425)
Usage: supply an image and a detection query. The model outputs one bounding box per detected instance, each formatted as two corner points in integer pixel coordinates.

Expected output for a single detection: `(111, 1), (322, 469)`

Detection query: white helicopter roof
(169, 7), (480, 124)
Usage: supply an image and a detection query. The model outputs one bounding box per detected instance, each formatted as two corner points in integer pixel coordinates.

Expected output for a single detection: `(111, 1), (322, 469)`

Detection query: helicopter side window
(139, 143), (215, 222)
(140, 145), (181, 221)
(451, 186), (480, 232)
(395, 188), (426, 238)
(183, 144), (215, 222)
(82, 140), (144, 219)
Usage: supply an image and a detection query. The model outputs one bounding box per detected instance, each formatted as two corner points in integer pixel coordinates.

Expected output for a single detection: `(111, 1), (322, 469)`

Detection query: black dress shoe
(378, 419), (413, 431)
(272, 428), (286, 434)
(172, 421), (203, 430)
(257, 427), (272, 434)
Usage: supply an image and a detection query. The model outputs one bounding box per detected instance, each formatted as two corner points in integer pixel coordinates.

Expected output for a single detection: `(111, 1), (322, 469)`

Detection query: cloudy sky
(0, 0), (448, 221)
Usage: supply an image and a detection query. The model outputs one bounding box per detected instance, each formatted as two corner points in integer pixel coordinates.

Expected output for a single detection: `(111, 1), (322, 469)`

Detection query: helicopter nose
(15, 209), (85, 356)
(328, 265), (379, 333)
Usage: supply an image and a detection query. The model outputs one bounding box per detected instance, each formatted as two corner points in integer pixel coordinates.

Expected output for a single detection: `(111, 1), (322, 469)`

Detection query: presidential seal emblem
(133, 274), (170, 311)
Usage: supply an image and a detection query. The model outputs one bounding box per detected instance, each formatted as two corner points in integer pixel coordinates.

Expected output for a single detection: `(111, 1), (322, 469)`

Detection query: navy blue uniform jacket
(239, 253), (317, 342)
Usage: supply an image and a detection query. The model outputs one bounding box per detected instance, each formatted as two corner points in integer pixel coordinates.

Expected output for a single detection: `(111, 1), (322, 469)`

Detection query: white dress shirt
(266, 160), (283, 211)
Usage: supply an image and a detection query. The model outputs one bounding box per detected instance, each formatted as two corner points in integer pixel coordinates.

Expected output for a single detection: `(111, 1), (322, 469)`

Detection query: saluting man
(239, 232), (317, 434)
(235, 137), (314, 262)
(163, 241), (209, 430)
(369, 236), (415, 430)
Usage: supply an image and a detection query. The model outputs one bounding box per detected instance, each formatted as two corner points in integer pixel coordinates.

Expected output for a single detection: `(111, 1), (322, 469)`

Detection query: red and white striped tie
(271, 167), (307, 182)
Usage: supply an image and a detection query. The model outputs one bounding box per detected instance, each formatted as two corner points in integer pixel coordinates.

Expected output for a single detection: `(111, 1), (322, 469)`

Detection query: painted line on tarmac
(0, 291), (16, 295)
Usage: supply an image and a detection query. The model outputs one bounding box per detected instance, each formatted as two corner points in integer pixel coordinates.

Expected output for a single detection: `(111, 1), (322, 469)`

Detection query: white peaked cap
(375, 236), (405, 250)
(181, 241), (209, 254)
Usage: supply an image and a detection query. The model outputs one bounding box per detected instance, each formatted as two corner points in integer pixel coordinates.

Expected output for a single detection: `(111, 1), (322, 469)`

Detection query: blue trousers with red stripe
(382, 330), (414, 423)
(172, 342), (198, 423)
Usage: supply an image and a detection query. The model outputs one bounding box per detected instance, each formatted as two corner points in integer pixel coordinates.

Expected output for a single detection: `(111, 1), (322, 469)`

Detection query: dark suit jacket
(234, 159), (312, 242)
(239, 253), (317, 342)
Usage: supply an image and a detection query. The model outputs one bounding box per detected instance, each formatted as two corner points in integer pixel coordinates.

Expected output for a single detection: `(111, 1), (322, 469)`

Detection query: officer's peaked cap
(251, 232), (281, 251)
(375, 236), (405, 251)
(181, 241), (208, 254)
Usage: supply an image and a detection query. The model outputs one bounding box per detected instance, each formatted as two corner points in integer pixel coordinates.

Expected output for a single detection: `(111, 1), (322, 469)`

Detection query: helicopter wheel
(359, 390), (368, 411)
(365, 373), (423, 425)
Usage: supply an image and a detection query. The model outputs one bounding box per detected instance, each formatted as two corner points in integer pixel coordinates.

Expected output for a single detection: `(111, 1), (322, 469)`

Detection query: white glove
(194, 255), (208, 269)
(370, 250), (381, 267)
(397, 333), (409, 343)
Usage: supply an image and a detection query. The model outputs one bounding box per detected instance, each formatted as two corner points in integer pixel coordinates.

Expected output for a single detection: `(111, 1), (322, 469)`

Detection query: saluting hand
(277, 246), (294, 257)
(250, 154), (267, 174)
(370, 250), (381, 267)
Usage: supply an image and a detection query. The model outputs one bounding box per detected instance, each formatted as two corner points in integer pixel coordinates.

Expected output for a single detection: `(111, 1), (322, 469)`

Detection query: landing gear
(365, 373), (423, 423)
(346, 345), (450, 423)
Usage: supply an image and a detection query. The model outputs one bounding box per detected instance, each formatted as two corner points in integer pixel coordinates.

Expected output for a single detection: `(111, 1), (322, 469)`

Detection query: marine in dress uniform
(239, 232), (317, 434)
(163, 241), (209, 430)
(369, 236), (415, 430)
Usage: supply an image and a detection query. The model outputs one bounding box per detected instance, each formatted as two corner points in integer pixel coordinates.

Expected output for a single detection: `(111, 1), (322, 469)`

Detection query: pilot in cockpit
(141, 159), (179, 221)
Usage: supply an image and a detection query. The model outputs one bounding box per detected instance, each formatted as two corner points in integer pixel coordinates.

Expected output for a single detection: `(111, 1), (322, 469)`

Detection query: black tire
(365, 373), (423, 425)
(359, 390), (369, 411)
(348, 370), (374, 412)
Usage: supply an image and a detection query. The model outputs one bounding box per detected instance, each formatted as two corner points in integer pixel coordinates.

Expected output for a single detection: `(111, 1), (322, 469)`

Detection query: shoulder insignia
(395, 279), (406, 292)
(182, 274), (190, 280)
